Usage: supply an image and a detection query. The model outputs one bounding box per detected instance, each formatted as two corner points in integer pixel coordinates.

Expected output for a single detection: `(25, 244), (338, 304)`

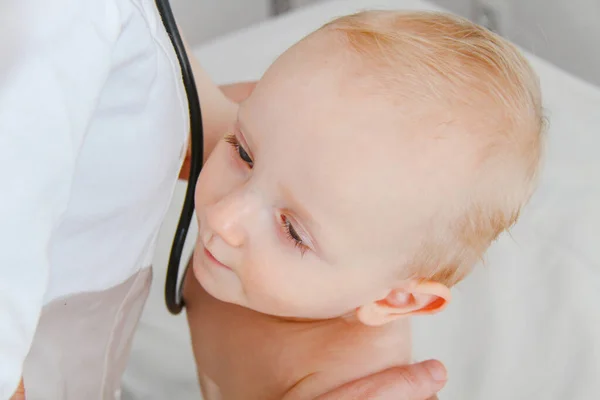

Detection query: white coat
(0, 0), (188, 398)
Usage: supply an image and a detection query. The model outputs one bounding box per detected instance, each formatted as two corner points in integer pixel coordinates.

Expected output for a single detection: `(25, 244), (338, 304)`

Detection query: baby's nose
(205, 191), (258, 248)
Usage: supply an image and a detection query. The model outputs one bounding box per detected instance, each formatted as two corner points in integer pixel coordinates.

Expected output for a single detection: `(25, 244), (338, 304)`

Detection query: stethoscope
(155, 0), (203, 315)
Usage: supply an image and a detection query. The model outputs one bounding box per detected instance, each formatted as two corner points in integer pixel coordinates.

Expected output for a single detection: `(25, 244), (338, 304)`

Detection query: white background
(171, 0), (600, 87)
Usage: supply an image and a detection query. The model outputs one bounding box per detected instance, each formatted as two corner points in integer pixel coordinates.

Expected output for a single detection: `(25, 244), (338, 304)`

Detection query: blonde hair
(320, 10), (545, 286)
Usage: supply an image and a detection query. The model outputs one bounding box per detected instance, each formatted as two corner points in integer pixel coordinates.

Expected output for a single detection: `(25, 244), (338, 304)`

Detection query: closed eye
(225, 134), (253, 168)
(280, 214), (309, 256)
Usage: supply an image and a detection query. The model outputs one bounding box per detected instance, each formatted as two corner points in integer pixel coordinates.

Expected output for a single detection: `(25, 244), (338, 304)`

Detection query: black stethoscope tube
(155, 0), (204, 315)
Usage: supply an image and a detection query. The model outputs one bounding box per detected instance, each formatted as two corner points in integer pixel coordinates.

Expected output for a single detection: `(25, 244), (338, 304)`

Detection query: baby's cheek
(240, 257), (304, 316)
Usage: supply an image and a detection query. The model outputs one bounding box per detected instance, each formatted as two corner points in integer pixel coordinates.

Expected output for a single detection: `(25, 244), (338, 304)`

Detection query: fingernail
(426, 360), (447, 382)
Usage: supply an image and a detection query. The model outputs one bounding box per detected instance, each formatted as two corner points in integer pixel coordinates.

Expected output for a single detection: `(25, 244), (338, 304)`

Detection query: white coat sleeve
(0, 1), (119, 397)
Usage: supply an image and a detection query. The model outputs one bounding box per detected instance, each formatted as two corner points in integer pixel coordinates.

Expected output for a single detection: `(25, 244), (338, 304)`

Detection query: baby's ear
(356, 281), (451, 326)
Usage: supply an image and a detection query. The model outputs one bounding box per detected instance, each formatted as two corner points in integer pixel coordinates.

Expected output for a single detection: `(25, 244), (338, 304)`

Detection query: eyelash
(225, 133), (253, 168)
(225, 133), (308, 256)
(280, 215), (308, 256)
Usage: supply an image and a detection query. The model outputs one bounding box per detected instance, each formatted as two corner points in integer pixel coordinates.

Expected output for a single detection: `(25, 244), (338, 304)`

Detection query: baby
(184, 10), (544, 400)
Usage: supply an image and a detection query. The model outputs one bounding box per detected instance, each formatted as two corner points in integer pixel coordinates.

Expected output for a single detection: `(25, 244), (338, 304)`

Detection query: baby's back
(184, 273), (412, 400)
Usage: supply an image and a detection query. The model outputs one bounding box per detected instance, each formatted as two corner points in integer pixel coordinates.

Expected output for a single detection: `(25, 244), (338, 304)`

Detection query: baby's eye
(280, 215), (309, 256)
(225, 134), (253, 168)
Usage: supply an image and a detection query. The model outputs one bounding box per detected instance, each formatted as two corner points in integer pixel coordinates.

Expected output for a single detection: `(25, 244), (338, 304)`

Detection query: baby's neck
(270, 312), (414, 398)
(186, 279), (414, 400)
(283, 309), (411, 331)
(270, 311), (413, 363)
(276, 311), (411, 332)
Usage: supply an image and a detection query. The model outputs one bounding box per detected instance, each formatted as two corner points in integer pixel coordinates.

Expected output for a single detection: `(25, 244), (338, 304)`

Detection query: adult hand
(315, 359), (447, 400)
(9, 378), (25, 400)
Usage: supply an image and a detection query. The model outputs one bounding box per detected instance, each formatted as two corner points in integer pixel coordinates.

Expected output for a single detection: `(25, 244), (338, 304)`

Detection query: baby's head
(193, 11), (544, 324)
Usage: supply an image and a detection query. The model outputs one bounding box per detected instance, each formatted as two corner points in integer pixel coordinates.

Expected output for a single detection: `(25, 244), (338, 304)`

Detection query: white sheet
(122, 1), (600, 399)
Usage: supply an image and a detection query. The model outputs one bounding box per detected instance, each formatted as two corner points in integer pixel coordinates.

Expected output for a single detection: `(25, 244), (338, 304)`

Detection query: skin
(10, 358), (447, 400)
(191, 32), (456, 323)
(186, 33), (456, 399)
(313, 361), (446, 400)
(9, 380), (24, 400)
(178, 82), (257, 181)
(10, 74), (447, 399)
(10, 22), (453, 400)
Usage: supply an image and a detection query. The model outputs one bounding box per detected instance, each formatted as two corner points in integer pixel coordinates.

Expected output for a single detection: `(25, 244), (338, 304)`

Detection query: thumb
(10, 378), (25, 400)
(385, 360), (447, 400)
(315, 359), (447, 400)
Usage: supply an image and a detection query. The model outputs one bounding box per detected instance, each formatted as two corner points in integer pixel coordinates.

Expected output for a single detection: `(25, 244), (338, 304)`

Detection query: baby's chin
(191, 246), (240, 304)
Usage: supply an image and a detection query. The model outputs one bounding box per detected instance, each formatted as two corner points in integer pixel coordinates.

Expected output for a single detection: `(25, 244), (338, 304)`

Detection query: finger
(314, 359), (446, 400)
(382, 360), (447, 400)
(10, 378), (25, 400)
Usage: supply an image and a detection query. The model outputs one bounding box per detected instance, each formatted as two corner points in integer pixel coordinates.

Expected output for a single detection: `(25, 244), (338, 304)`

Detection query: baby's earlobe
(355, 302), (397, 326)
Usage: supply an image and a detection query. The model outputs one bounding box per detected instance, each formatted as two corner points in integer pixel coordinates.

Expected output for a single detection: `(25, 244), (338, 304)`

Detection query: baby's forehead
(300, 124), (459, 214)
(271, 109), (472, 246)
(245, 41), (484, 251)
